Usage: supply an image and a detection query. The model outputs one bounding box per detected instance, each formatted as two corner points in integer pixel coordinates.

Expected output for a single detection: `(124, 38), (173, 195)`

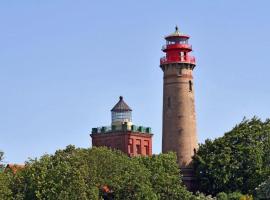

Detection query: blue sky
(1, 1), (270, 163)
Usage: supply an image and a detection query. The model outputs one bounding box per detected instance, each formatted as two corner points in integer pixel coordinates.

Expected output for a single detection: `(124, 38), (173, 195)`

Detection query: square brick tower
(160, 26), (199, 190)
(90, 96), (153, 157)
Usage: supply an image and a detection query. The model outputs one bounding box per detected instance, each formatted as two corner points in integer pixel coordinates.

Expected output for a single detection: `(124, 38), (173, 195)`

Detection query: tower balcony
(162, 44), (192, 51)
(160, 55), (196, 65)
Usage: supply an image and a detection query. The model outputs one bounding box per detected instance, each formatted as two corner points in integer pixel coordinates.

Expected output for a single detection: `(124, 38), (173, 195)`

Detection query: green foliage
(191, 192), (216, 200)
(216, 192), (253, 200)
(136, 152), (193, 200)
(227, 192), (243, 200)
(0, 150), (12, 199)
(193, 117), (270, 195)
(11, 146), (155, 199)
(216, 192), (228, 200)
(255, 177), (270, 200)
(0, 172), (12, 200)
(5, 146), (196, 200)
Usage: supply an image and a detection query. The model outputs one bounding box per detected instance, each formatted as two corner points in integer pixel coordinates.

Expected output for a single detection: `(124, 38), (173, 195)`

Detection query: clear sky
(1, 1), (270, 164)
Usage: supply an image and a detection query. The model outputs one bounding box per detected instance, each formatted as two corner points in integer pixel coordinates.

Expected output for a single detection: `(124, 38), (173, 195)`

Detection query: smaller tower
(91, 96), (153, 157)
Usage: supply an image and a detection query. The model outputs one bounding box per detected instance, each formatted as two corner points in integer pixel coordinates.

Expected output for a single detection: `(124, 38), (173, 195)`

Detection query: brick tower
(91, 96), (153, 157)
(160, 26), (198, 189)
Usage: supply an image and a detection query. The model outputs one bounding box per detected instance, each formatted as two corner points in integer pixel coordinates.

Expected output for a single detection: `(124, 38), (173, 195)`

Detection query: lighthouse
(91, 96), (153, 157)
(160, 26), (198, 189)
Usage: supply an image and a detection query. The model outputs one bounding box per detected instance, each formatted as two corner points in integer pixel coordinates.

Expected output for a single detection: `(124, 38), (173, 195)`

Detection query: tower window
(189, 80), (193, 92)
(136, 139), (141, 155)
(128, 144), (133, 154)
(136, 145), (141, 154)
(167, 97), (171, 108)
(145, 145), (149, 155)
(128, 139), (133, 154)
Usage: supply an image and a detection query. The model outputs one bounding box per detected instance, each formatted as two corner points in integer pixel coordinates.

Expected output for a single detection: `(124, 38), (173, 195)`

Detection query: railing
(160, 55), (196, 65)
(92, 124), (152, 134)
(162, 44), (192, 51)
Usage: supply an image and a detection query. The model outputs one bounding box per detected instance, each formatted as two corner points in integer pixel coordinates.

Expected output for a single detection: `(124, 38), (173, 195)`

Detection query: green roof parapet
(91, 124), (152, 134)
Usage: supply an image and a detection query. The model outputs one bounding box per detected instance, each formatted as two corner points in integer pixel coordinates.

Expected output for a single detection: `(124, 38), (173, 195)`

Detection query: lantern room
(160, 26), (195, 65)
(111, 96), (132, 126)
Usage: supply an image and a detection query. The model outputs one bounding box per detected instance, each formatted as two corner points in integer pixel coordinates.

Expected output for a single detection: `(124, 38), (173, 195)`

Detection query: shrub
(216, 192), (228, 200)
(227, 192), (243, 200)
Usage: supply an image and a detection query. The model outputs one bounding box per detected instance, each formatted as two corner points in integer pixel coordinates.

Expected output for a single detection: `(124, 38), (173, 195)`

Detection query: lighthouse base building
(91, 96), (153, 157)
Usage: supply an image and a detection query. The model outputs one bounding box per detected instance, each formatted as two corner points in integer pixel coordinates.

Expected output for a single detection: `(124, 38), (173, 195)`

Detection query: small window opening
(189, 80), (193, 92)
(145, 145), (149, 155)
(128, 144), (133, 154)
(136, 145), (141, 154)
(167, 97), (171, 108)
(180, 52), (184, 57)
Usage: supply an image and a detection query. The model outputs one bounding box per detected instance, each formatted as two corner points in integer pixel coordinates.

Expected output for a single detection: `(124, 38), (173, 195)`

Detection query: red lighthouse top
(160, 26), (196, 65)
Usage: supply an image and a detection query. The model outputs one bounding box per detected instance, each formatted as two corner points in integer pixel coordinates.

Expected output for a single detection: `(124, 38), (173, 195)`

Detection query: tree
(0, 150), (12, 200)
(136, 152), (193, 200)
(8, 146), (210, 199)
(0, 171), (12, 200)
(9, 146), (158, 199)
(193, 117), (270, 195)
